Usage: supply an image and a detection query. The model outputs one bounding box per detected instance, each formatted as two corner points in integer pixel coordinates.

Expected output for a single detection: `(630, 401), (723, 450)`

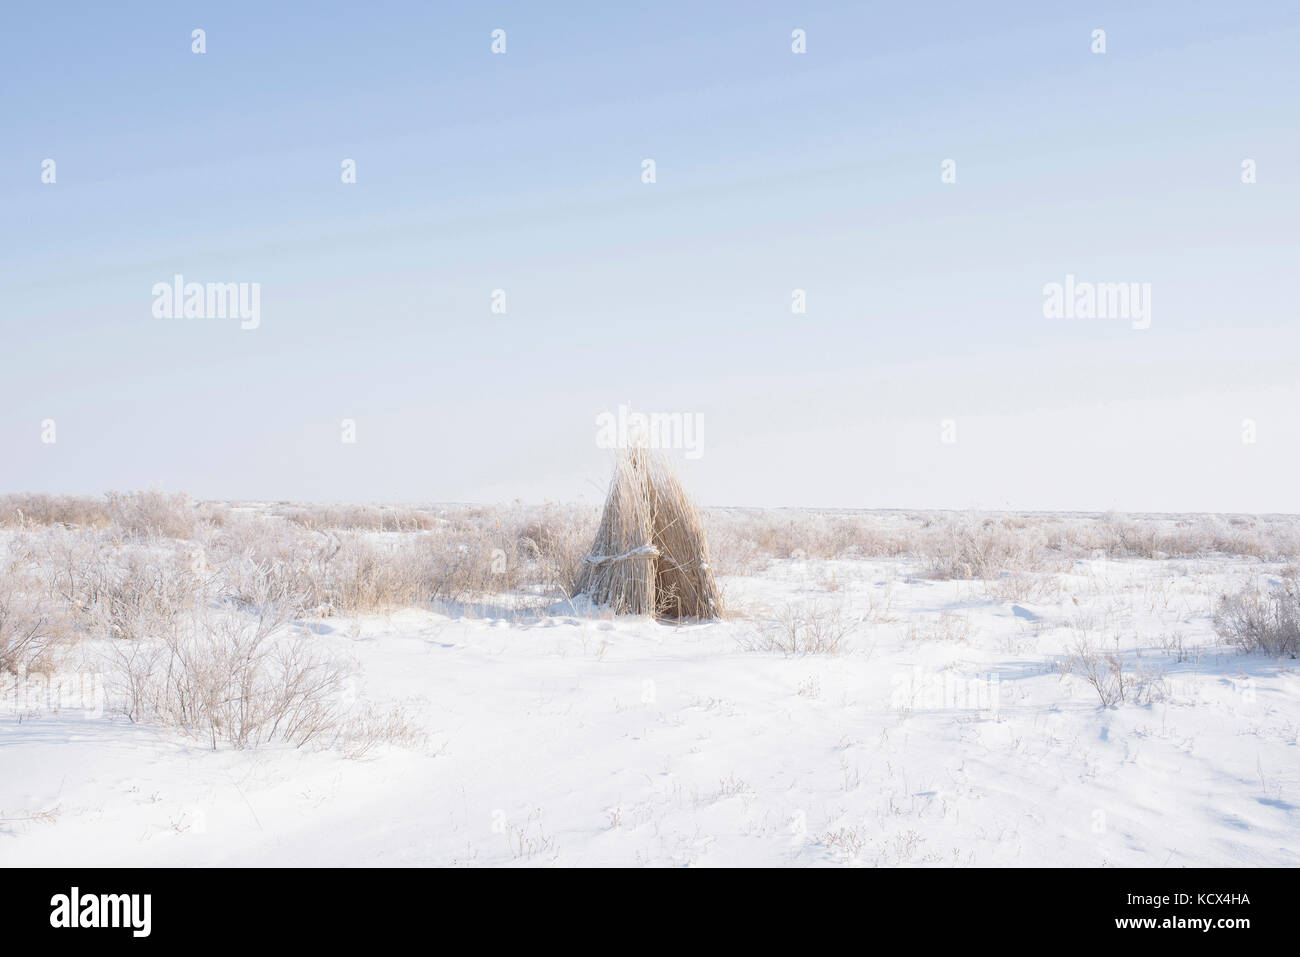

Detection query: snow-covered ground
(4, 548), (1297, 867)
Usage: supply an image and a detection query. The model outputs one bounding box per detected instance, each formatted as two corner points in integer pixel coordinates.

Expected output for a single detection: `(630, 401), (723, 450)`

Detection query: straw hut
(574, 448), (722, 619)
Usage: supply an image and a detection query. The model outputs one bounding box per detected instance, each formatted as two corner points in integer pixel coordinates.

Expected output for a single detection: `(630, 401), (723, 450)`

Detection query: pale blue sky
(3, 2), (1298, 511)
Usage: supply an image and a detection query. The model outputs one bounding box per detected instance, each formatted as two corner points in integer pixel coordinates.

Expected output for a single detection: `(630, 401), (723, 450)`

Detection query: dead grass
(5, 491), (1300, 748)
(274, 503), (441, 532)
(906, 611), (971, 644)
(104, 491), (204, 540)
(338, 703), (429, 759)
(739, 602), (854, 655)
(0, 494), (111, 529)
(0, 495), (600, 750)
(704, 509), (1300, 579)
(1058, 638), (1169, 707)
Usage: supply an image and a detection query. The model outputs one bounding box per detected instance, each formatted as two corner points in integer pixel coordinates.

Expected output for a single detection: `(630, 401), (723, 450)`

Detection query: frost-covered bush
(1214, 582), (1300, 657)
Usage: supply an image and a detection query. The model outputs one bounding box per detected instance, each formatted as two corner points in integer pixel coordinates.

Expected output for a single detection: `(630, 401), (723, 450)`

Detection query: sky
(3, 1), (1298, 512)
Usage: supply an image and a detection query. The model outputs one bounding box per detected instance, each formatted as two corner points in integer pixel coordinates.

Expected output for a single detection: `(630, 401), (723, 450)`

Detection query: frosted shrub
(105, 490), (201, 540)
(1214, 582), (1300, 657)
(0, 582), (55, 676)
(113, 611), (350, 749)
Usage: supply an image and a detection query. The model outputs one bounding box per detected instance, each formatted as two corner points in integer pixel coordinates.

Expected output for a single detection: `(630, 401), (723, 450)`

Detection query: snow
(3, 554), (1298, 867)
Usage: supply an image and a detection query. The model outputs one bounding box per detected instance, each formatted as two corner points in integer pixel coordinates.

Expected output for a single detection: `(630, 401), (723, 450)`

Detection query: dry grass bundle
(574, 449), (721, 619)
